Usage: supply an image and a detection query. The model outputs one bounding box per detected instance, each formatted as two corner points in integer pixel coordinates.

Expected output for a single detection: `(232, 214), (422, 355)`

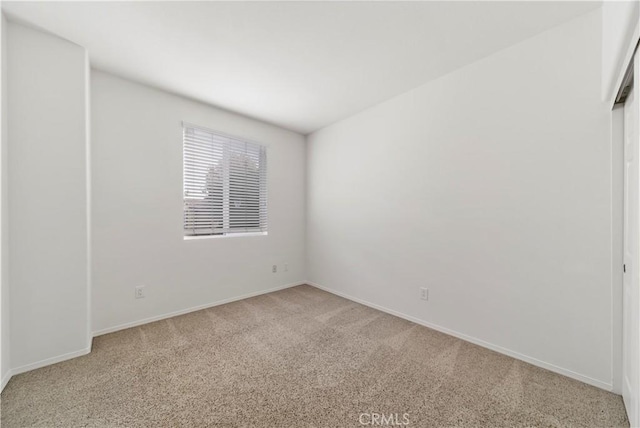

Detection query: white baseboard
(1, 282), (306, 393)
(92, 281), (306, 337)
(6, 280), (608, 395)
(2, 345), (93, 393)
(308, 281), (613, 392)
(5, 344), (93, 386)
(1, 368), (12, 392)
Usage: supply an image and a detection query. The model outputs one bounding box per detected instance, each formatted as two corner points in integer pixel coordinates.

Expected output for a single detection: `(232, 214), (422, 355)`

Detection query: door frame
(615, 40), (640, 428)
(613, 101), (624, 396)
(611, 22), (640, 428)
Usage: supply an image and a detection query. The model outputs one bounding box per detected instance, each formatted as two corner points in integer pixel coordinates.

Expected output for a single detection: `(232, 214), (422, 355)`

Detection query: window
(183, 123), (267, 237)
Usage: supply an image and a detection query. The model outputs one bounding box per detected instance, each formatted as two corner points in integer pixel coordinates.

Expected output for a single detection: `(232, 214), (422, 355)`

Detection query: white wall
(602, 0), (639, 102)
(7, 22), (91, 371)
(307, 9), (615, 390)
(90, 71), (306, 334)
(0, 12), (9, 390)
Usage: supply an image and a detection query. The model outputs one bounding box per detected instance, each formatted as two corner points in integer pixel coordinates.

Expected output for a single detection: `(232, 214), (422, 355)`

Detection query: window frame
(182, 122), (268, 239)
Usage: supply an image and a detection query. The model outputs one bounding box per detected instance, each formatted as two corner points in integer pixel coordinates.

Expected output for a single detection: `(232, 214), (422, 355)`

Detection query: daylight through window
(183, 124), (267, 236)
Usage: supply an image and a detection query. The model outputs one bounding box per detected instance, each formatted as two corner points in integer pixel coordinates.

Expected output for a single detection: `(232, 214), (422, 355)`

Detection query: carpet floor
(0, 285), (629, 427)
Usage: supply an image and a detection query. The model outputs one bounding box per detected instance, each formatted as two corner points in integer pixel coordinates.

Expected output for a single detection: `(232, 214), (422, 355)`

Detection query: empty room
(0, 0), (639, 426)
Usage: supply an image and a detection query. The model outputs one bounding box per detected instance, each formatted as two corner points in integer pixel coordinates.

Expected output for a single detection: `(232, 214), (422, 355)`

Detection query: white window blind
(183, 123), (267, 236)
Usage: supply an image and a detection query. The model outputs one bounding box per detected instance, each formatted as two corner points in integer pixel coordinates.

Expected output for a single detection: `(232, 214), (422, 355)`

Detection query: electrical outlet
(420, 287), (429, 301)
(284, 263), (289, 272)
(135, 285), (145, 299)
(272, 265), (277, 273)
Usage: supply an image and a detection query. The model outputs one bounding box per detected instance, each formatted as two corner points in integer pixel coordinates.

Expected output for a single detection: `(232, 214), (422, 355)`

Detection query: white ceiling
(3, 1), (600, 134)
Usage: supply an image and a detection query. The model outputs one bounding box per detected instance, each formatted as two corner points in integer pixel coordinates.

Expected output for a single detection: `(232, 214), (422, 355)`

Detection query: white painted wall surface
(602, 0), (639, 102)
(0, 12), (9, 390)
(307, 10), (614, 389)
(90, 71), (306, 334)
(7, 22), (90, 371)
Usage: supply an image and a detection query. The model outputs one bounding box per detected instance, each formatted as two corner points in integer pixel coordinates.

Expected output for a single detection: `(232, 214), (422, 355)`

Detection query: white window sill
(184, 232), (268, 240)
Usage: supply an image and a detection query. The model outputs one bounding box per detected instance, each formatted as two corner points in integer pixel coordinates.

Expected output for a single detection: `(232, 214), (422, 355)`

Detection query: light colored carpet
(0, 285), (629, 427)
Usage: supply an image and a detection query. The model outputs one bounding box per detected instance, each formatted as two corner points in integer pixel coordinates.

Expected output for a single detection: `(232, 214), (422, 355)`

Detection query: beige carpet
(0, 285), (629, 427)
